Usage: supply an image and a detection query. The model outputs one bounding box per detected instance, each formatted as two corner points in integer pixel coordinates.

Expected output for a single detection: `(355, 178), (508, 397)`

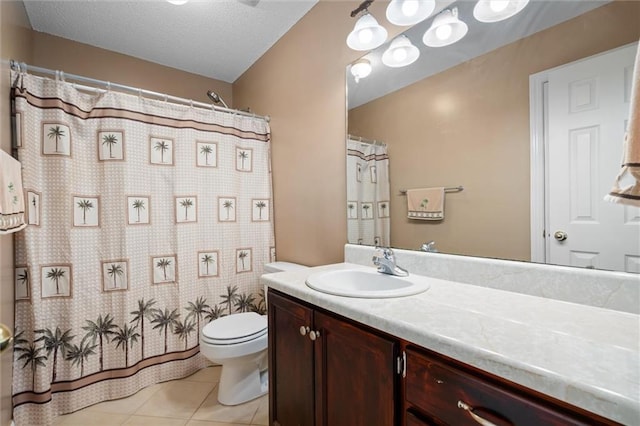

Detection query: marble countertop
(261, 262), (640, 425)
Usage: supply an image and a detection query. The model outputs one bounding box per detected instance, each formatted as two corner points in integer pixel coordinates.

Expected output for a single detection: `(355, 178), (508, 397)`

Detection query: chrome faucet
(420, 241), (438, 253)
(372, 247), (409, 277)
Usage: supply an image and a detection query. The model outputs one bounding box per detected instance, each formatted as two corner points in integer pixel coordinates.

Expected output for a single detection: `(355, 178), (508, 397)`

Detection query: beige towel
(605, 42), (640, 206)
(0, 148), (27, 234)
(407, 188), (444, 220)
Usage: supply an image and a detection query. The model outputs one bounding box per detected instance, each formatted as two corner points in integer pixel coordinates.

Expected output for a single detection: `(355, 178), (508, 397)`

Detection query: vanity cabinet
(268, 289), (620, 426)
(268, 290), (398, 426)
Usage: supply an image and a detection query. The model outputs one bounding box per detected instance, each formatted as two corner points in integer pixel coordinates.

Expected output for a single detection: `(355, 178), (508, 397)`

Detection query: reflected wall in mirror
(346, 0), (640, 272)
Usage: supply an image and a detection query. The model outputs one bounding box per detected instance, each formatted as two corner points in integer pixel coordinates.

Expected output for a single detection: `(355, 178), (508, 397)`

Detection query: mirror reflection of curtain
(347, 138), (390, 246)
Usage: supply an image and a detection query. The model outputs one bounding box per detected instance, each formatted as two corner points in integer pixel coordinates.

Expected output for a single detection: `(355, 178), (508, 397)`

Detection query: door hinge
(397, 351), (406, 378)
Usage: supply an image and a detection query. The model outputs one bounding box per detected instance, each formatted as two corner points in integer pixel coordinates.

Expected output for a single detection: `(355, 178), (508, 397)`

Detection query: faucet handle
(372, 246), (395, 266)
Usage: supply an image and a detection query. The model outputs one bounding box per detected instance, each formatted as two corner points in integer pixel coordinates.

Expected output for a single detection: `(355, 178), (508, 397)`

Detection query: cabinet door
(314, 311), (397, 426)
(268, 290), (315, 426)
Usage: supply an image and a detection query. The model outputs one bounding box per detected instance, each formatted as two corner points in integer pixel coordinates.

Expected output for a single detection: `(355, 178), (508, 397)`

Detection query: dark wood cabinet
(403, 346), (620, 426)
(314, 311), (397, 426)
(268, 290), (314, 426)
(268, 290), (398, 426)
(268, 289), (620, 426)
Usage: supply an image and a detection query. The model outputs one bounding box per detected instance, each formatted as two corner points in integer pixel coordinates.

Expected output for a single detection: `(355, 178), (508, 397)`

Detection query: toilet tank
(263, 261), (308, 274)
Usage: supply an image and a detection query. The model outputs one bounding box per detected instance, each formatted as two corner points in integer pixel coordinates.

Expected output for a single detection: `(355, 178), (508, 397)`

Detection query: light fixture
(386, 0), (436, 26)
(423, 7), (468, 48)
(382, 35), (420, 68)
(473, 0), (530, 23)
(347, 13), (388, 51)
(167, 0), (189, 4)
(350, 58), (372, 83)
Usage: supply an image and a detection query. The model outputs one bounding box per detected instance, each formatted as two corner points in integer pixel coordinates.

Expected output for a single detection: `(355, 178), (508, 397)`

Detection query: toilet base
(217, 351), (268, 406)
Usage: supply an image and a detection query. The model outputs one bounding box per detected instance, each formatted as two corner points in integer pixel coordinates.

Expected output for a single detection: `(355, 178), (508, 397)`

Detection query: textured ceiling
(22, 0), (318, 83)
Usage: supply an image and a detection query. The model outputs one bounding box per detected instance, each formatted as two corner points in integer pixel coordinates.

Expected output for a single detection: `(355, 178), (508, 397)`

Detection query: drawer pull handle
(457, 401), (498, 426)
(299, 326), (310, 336)
(309, 330), (321, 341)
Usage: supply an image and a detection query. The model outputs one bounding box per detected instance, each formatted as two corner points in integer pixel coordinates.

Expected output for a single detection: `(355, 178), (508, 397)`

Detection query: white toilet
(200, 261), (307, 405)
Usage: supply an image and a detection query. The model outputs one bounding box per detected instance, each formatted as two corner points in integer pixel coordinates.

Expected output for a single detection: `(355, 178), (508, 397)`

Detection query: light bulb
(401, 0), (419, 17)
(382, 35), (419, 67)
(393, 47), (408, 62)
(358, 28), (373, 44)
(489, 0), (509, 12)
(435, 24), (452, 41)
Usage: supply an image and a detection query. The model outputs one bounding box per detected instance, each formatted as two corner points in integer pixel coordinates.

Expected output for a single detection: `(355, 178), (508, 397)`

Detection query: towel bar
(399, 186), (463, 195)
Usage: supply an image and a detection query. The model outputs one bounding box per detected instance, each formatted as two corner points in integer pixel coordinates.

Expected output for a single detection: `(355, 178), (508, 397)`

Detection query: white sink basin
(305, 269), (431, 298)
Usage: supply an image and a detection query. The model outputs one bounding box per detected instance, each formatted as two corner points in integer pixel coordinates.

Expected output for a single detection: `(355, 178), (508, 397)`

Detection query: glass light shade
(167, 0), (189, 4)
(386, 0), (436, 26)
(350, 59), (372, 82)
(382, 35), (420, 68)
(422, 7), (468, 48)
(347, 13), (388, 51)
(473, 0), (530, 23)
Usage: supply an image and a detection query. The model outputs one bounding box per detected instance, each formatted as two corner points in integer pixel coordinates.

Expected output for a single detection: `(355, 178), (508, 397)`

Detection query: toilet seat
(202, 312), (267, 346)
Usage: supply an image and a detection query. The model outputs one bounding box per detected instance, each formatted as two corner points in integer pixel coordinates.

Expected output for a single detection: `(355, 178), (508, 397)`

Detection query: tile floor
(54, 366), (268, 426)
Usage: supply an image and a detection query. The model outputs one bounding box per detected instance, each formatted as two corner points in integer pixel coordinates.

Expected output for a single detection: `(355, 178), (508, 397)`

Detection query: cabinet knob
(299, 326), (310, 336)
(309, 330), (321, 341)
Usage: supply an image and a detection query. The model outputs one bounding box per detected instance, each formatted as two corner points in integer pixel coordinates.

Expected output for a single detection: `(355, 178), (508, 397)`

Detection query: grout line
(188, 382), (219, 422)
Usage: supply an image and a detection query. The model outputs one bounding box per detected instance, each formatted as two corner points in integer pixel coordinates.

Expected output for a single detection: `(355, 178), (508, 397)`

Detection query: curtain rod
(348, 134), (385, 146)
(9, 60), (270, 123)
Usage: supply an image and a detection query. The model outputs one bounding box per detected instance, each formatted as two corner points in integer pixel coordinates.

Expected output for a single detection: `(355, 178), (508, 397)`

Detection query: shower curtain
(346, 138), (390, 246)
(10, 72), (275, 425)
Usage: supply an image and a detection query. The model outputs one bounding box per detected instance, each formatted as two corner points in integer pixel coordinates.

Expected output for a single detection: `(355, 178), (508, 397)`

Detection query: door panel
(547, 43), (640, 272)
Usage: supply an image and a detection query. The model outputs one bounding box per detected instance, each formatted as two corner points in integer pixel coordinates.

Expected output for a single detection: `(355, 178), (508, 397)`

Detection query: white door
(547, 43), (640, 273)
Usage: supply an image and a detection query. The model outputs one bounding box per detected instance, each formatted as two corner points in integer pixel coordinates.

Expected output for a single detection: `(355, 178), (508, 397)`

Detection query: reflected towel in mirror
(606, 42), (640, 207)
(0, 149), (26, 234)
(407, 187), (444, 221)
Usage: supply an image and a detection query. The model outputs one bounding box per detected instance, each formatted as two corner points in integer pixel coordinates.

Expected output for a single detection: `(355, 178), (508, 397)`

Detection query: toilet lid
(202, 312), (267, 345)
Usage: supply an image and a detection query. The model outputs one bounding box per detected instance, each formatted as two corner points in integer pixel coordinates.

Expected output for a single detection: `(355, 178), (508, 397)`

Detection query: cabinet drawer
(405, 348), (617, 426)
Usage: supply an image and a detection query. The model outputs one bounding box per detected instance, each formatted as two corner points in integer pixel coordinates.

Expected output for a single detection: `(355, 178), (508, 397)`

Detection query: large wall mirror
(346, 0), (640, 273)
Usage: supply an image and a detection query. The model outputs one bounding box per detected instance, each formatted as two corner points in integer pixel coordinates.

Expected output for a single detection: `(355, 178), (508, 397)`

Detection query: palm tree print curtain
(10, 72), (275, 425)
(346, 138), (390, 246)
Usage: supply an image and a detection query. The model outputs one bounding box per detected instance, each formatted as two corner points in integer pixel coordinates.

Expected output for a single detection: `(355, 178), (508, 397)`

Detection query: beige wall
(233, 1), (406, 266)
(0, 3), (32, 425)
(349, 1), (640, 260)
